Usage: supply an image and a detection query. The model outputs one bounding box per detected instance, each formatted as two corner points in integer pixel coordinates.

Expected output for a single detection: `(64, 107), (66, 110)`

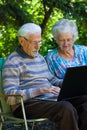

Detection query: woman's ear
(18, 36), (25, 46)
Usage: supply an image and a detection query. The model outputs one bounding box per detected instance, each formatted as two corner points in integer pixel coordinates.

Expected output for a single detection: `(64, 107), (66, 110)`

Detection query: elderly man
(3, 23), (79, 130)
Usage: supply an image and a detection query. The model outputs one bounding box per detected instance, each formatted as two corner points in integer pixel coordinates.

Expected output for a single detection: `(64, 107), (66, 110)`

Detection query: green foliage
(0, 25), (18, 57)
(0, 0), (87, 57)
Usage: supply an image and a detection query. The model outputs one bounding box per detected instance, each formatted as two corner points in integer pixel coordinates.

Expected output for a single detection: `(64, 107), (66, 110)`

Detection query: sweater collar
(16, 45), (38, 58)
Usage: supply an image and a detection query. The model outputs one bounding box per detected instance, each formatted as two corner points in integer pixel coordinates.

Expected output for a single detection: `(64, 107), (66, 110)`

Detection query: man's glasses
(23, 37), (42, 45)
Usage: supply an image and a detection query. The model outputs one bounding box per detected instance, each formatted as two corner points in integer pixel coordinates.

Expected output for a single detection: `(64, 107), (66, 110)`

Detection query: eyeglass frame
(23, 37), (42, 45)
(57, 38), (74, 44)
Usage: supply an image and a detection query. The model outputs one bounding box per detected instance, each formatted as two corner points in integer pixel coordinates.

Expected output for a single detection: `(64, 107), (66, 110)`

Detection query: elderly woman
(46, 18), (87, 80)
(46, 19), (87, 130)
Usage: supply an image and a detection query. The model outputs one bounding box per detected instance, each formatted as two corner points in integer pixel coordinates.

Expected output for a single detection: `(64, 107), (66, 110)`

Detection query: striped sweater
(2, 46), (62, 106)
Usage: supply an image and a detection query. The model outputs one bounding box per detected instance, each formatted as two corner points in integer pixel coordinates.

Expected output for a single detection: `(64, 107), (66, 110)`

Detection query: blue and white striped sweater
(2, 47), (62, 106)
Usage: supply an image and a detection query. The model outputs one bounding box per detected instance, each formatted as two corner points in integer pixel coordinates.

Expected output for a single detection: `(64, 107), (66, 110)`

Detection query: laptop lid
(58, 66), (87, 101)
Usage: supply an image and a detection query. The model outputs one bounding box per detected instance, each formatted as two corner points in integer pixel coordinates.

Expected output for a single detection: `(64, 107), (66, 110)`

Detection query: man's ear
(18, 36), (25, 46)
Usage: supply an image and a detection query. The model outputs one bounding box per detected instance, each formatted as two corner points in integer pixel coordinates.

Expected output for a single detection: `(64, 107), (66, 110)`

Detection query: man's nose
(34, 42), (40, 49)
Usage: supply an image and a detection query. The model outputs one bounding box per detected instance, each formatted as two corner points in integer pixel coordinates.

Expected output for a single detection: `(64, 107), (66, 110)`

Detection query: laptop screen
(58, 66), (87, 101)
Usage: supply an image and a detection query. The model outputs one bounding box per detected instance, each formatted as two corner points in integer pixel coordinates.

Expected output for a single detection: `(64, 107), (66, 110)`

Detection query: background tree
(0, 0), (87, 57)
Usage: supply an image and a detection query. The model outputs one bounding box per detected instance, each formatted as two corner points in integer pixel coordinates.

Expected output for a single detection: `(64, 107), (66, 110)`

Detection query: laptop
(58, 65), (87, 101)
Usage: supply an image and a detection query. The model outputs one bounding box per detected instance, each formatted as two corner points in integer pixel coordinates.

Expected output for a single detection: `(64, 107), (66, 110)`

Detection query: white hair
(52, 19), (78, 41)
(17, 23), (41, 38)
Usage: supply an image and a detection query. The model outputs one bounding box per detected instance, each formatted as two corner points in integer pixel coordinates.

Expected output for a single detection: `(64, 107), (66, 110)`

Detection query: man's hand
(40, 86), (61, 95)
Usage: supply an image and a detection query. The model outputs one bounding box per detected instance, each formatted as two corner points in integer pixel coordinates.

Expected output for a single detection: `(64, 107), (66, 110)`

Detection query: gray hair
(52, 19), (78, 41)
(17, 23), (41, 38)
